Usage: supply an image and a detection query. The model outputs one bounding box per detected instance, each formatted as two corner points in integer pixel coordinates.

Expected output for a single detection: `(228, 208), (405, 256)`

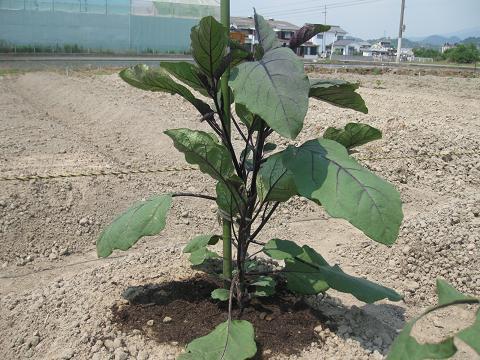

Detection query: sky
(231, 0), (480, 40)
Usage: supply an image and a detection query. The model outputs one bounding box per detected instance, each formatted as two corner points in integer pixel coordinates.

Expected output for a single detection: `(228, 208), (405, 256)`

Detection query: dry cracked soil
(0, 68), (479, 360)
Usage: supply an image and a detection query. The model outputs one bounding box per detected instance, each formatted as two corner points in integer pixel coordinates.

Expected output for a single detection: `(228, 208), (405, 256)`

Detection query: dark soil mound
(111, 275), (332, 358)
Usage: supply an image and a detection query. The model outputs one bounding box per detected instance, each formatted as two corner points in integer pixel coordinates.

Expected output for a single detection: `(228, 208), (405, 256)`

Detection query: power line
(262, 0), (388, 18)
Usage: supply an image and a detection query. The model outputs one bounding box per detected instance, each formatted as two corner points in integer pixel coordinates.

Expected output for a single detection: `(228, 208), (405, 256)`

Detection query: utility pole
(322, 5), (327, 54)
(396, 0), (405, 63)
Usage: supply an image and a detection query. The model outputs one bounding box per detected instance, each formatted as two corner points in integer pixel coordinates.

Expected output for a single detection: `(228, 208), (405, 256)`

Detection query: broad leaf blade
(230, 47), (310, 139)
(323, 123), (382, 149)
(284, 245), (329, 295)
(290, 24), (331, 49)
(119, 64), (212, 116)
(97, 194), (172, 258)
(211, 288), (230, 301)
(235, 103), (261, 131)
(263, 239), (303, 260)
(254, 11), (280, 53)
(216, 180), (245, 217)
(183, 234), (221, 254)
(318, 264), (403, 303)
(283, 139), (403, 245)
(457, 309), (480, 354)
(160, 61), (209, 96)
(309, 79), (368, 114)
(257, 152), (297, 202)
(189, 247), (219, 265)
(387, 322), (457, 360)
(190, 16), (228, 79)
(436, 278), (475, 305)
(387, 280), (480, 360)
(179, 320), (257, 360)
(164, 129), (235, 182)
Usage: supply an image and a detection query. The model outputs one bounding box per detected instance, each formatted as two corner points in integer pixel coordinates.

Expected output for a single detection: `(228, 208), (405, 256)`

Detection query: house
(230, 16), (299, 49)
(230, 16), (318, 58)
(369, 40), (396, 57)
(441, 42), (456, 53)
(310, 25), (347, 56)
(328, 39), (371, 56)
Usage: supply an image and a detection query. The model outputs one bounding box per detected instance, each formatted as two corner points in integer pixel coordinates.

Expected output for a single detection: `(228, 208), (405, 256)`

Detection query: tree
(444, 44), (480, 64)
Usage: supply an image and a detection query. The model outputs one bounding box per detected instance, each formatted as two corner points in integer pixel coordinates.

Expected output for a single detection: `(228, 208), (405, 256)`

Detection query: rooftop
(231, 16), (299, 31)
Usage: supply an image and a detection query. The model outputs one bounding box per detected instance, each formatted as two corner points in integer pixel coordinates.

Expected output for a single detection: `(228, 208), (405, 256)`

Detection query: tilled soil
(0, 69), (479, 360)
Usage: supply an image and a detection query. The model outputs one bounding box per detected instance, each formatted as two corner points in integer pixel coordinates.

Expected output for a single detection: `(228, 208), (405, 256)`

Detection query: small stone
(402, 245), (411, 255)
(137, 350), (149, 360)
(79, 217), (89, 226)
(259, 312), (267, 320)
(146, 319), (154, 326)
(27, 335), (40, 348)
(49, 252), (58, 260)
(114, 349), (128, 360)
(60, 349), (74, 360)
(163, 316), (172, 323)
(265, 315), (273, 321)
(112, 338), (123, 349)
(104, 339), (115, 350)
(314, 325), (323, 333)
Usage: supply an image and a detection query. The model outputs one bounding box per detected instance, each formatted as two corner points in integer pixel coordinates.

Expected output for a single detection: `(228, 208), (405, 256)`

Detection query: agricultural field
(0, 69), (479, 359)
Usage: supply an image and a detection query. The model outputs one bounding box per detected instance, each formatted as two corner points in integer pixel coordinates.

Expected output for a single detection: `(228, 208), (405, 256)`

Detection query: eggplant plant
(97, 12), (404, 359)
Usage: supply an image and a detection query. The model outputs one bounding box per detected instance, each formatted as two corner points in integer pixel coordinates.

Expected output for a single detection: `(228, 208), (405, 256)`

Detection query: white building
(329, 39), (371, 56)
(310, 25), (347, 56)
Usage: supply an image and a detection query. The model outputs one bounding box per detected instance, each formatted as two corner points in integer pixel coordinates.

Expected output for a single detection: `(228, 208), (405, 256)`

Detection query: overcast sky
(231, 0), (480, 39)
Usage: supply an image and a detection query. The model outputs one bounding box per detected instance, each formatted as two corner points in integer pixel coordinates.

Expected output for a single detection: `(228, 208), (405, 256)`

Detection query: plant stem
(220, 0), (233, 283)
(222, 219), (233, 281)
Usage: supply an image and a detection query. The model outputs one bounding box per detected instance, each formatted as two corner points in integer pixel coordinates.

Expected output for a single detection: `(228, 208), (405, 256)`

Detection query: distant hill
(461, 37), (480, 47)
(419, 35), (461, 46)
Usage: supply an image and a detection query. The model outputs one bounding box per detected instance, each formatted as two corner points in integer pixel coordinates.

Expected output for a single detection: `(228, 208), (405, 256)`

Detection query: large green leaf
(257, 152), (297, 202)
(309, 79), (368, 114)
(190, 16), (228, 79)
(229, 47), (310, 139)
(283, 139), (403, 245)
(235, 104), (263, 133)
(179, 320), (257, 360)
(436, 278), (475, 305)
(281, 245), (401, 302)
(284, 245), (330, 295)
(323, 123), (382, 149)
(97, 194), (172, 258)
(316, 264), (402, 302)
(216, 180), (245, 217)
(119, 64), (212, 116)
(183, 234), (221, 254)
(160, 61), (209, 96)
(387, 280), (480, 360)
(263, 239), (303, 260)
(254, 11), (280, 53)
(189, 247), (220, 266)
(457, 310), (480, 354)
(164, 129), (235, 182)
(387, 322), (457, 360)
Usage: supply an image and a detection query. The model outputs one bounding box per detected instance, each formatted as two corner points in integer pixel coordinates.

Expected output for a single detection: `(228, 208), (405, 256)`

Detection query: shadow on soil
(111, 275), (406, 358)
